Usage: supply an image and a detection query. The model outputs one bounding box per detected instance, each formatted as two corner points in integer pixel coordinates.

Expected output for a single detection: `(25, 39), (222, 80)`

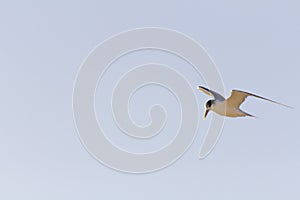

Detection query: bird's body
(198, 86), (292, 119)
(210, 100), (250, 117)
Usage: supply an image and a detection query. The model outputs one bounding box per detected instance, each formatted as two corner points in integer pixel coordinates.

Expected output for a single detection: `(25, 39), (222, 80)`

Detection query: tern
(197, 86), (292, 119)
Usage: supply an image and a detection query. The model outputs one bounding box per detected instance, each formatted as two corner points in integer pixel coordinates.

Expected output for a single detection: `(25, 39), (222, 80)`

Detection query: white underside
(210, 101), (249, 117)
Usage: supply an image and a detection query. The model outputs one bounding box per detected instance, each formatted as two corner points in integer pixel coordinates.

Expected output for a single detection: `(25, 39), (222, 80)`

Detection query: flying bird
(197, 86), (292, 119)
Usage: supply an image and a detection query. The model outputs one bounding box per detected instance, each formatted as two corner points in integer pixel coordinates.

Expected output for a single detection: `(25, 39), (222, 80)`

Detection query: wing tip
(197, 85), (207, 90)
(197, 85), (209, 93)
(282, 104), (294, 109)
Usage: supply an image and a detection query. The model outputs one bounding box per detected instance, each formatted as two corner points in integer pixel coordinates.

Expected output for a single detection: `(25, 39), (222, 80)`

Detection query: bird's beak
(204, 109), (210, 120)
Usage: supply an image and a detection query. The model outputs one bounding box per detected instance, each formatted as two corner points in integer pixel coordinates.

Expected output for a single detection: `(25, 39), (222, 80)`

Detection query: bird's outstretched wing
(226, 90), (293, 108)
(197, 86), (225, 101)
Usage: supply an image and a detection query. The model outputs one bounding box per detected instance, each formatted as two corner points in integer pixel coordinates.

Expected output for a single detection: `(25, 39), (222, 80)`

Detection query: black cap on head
(206, 100), (213, 108)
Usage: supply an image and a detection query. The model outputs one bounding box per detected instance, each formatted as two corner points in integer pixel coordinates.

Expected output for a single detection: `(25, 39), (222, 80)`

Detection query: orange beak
(204, 109), (209, 120)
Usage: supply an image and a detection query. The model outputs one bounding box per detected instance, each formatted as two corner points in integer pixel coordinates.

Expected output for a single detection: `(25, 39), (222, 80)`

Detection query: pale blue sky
(1, 0), (300, 199)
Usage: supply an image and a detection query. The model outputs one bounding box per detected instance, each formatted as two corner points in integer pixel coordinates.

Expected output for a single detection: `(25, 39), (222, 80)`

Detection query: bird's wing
(197, 86), (225, 101)
(226, 90), (292, 108)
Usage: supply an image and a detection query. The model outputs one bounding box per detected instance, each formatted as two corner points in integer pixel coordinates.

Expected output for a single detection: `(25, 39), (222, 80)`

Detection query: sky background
(1, 0), (300, 199)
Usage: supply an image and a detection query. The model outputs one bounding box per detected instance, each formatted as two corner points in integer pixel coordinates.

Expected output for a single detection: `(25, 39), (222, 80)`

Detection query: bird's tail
(241, 110), (257, 118)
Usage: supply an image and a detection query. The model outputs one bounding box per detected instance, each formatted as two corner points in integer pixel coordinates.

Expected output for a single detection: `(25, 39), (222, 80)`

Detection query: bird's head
(204, 99), (214, 119)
